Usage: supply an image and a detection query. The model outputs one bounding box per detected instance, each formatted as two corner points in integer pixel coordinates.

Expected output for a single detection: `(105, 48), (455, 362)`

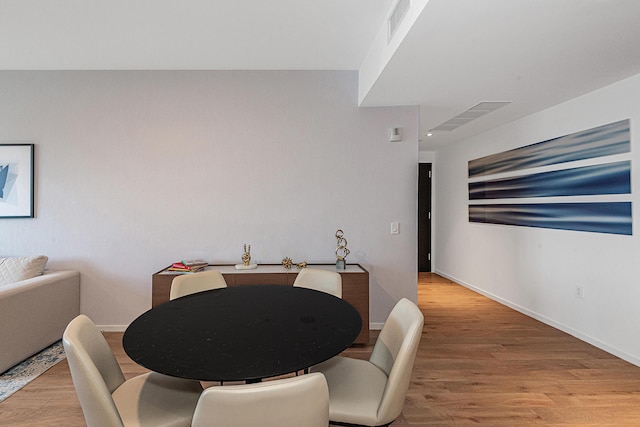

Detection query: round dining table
(123, 284), (362, 382)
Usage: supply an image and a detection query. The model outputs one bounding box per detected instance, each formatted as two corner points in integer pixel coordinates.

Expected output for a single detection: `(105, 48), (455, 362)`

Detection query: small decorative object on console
(282, 257), (293, 269)
(235, 244), (257, 270)
(168, 259), (207, 273)
(242, 244), (251, 266)
(335, 229), (350, 270)
(281, 257), (307, 269)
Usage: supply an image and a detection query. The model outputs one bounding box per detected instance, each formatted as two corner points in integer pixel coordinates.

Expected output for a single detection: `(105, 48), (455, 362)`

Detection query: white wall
(433, 72), (640, 366)
(418, 151), (434, 163)
(0, 71), (418, 329)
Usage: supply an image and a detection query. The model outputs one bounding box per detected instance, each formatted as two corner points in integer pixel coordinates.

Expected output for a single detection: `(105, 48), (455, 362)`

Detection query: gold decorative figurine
(282, 257), (293, 269)
(335, 229), (350, 270)
(282, 257), (307, 269)
(235, 244), (257, 270)
(242, 244), (251, 266)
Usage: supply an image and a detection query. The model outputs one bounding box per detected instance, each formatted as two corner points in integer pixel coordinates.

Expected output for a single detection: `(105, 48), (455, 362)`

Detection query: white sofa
(0, 256), (80, 373)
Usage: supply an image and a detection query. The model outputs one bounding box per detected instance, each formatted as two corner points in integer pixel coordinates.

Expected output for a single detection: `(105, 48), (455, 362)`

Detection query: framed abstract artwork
(468, 120), (632, 235)
(0, 144), (34, 218)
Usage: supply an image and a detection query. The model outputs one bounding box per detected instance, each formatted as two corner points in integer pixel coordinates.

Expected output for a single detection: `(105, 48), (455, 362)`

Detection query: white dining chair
(192, 373), (329, 427)
(311, 298), (424, 427)
(293, 268), (342, 298)
(63, 314), (203, 427)
(170, 269), (227, 300)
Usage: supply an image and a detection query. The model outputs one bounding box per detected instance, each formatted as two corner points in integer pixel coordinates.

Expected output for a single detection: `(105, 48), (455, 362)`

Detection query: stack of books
(168, 259), (208, 273)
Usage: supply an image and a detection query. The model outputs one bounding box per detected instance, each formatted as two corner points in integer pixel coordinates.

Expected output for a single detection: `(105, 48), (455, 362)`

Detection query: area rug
(0, 340), (66, 403)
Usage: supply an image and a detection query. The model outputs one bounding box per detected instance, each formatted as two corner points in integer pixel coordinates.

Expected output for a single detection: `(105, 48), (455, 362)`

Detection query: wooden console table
(152, 264), (370, 344)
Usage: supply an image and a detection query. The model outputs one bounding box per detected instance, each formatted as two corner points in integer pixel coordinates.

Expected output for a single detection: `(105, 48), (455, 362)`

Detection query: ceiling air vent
(388, 0), (411, 41)
(428, 102), (511, 132)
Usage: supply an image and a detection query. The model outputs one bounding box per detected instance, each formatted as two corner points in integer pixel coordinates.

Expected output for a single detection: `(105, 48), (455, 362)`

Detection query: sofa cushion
(0, 256), (48, 286)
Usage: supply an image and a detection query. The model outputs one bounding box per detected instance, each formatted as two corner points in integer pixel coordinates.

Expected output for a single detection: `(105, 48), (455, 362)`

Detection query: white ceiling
(0, 0), (393, 70)
(2, 0), (640, 151)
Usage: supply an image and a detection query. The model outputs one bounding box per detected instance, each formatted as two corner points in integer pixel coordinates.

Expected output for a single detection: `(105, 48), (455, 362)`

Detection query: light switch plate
(391, 222), (400, 235)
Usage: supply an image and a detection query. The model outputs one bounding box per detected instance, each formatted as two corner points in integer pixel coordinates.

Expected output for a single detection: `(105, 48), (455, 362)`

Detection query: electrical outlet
(575, 285), (584, 299)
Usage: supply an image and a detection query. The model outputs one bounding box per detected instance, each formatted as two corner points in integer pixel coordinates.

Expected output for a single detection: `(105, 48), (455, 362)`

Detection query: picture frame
(0, 144), (35, 218)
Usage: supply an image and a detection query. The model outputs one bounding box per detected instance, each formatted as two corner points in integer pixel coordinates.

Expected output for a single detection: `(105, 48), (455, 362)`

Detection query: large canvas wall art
(469, 161), (631, 200)
(469, 202), (632, 235)
(0, 144), (34, 218)
(469, 119), (630, 177)
(468, 120), (632, 235)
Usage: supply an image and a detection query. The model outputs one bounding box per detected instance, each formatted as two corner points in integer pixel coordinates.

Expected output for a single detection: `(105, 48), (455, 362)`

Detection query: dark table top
(123, 284), (362, 382)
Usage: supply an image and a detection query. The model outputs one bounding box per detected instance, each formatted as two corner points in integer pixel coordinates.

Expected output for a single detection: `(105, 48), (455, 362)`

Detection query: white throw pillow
(0, 256), (49, 286)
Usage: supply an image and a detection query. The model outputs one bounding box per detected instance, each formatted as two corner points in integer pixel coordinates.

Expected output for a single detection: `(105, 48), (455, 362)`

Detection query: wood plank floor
(2, 273), (640, 426)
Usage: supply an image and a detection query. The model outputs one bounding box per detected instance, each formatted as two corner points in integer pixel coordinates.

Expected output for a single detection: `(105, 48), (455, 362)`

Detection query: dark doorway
(418, 163), (432, 272)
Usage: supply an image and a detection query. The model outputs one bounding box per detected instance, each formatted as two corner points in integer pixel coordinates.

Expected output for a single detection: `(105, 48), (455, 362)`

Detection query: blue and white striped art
(469, 119), (630, 177)
(469, 161), (631, 200)
(468, 120), (632, 235)
(469, 203), (632, 235)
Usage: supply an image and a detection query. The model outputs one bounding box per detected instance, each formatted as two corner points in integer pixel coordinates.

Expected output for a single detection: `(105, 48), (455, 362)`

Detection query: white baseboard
(434, 270), (640, 368)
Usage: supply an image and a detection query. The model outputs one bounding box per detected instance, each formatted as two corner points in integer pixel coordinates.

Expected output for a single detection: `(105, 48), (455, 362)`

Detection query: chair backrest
(63, 314), (126, 427)
(369, 298), (424, 426)
(292, 268), (342, 298)
(192, 373), (329, 427)
(170, 270), (227, 300)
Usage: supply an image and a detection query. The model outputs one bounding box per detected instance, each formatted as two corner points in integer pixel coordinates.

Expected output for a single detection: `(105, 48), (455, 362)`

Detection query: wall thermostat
(389, 127), (402, 142)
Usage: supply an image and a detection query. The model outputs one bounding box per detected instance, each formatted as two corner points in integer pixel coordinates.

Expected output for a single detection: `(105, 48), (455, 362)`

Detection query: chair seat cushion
(112, 372), (202, 427)
(312, 356), (388, 426)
